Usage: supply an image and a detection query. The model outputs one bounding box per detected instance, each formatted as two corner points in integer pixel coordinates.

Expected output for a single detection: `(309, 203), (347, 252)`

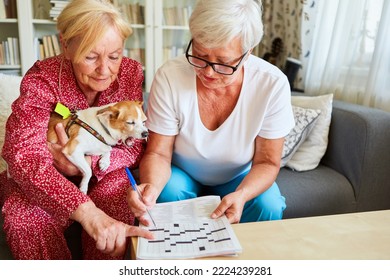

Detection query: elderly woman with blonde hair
(1, 0), (152, 260)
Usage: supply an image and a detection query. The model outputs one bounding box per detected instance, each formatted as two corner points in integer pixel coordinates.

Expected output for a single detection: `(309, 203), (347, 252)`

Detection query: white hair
(189, 0), (263, 52)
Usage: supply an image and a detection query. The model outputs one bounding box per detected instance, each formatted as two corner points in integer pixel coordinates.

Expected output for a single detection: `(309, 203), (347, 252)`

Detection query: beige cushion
(281, 105), (321, 167)
(286, 94), (333, 171)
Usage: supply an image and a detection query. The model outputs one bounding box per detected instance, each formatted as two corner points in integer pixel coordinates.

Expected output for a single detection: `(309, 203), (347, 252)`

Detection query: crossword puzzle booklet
(137, 196), (242, 259)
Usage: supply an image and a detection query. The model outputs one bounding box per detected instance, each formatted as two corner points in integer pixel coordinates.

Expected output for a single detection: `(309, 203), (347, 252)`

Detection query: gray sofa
(278, 100), (390, 218)
(1, 99), (390, 259)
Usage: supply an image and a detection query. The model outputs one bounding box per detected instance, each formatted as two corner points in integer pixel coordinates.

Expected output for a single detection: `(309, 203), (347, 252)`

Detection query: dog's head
(96, 100), (148, 146)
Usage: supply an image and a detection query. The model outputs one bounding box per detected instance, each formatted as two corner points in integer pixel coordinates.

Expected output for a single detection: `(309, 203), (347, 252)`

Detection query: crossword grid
(144, 219), (234, 254)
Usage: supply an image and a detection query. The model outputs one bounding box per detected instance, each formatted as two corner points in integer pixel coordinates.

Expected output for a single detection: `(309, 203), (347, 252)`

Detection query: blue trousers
(157, 165), (286, 223)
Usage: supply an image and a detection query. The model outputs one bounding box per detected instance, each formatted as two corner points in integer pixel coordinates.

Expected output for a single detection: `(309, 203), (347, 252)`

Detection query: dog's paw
(125, 137), (135, 147)
(99, 156), (110, 171)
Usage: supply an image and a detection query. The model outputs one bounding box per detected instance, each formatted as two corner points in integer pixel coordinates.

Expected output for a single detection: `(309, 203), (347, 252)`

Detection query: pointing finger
(125, 225), (154, 240)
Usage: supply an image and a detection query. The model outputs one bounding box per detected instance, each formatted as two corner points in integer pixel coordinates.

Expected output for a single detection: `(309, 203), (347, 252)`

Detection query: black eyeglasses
(185, 40), (248, 75)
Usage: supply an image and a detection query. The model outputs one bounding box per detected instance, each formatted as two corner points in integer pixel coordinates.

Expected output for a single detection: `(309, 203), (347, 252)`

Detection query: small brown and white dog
(47, 100), (148, 194)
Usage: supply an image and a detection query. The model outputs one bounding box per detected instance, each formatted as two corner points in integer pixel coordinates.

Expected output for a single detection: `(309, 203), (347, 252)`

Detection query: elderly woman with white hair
(128, 0), (295, 224)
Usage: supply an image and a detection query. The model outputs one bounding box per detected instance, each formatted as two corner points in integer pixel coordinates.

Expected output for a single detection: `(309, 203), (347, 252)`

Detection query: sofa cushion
(0, 74), (22, 173)
(277, 165), (356, 219)
(286, 93), (333, 171)
(281, 105), (321, 167)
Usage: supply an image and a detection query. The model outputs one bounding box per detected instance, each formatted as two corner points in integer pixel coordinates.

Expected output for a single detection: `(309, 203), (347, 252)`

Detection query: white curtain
(304, 0), (390, 112)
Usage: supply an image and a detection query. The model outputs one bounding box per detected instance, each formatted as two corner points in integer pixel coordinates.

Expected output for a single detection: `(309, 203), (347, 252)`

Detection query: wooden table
(130, 210), (390, 259)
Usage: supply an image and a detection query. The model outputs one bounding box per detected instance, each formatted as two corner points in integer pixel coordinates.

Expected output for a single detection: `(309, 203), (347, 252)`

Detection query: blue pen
(125, 167), (157, 228)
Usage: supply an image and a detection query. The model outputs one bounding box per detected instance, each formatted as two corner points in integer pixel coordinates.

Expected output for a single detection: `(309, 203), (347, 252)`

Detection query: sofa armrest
(321, 100), (390, 211)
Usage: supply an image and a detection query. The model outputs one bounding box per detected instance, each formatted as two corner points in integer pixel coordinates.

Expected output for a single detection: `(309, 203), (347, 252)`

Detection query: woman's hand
(71, 201), (154, 257)
(127, 183), (159, 226)
(211, 136), (284, 223)
(211, 190), (247, 224)
(47, 123), (91, 176)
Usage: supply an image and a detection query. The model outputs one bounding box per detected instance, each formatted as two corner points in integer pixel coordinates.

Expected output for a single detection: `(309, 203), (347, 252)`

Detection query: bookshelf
(0, 0), (196, 91)
(154, 0), (193, 73)
(116, 0), (195, 91)
(0, 0), (20, 75)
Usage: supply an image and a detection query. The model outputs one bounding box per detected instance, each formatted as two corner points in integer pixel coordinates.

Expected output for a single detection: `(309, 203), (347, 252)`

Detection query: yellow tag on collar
(54, 102), (71, 119)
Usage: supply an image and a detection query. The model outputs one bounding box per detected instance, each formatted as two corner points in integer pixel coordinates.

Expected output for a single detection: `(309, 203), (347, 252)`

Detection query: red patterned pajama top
(0, 55), (145, 259)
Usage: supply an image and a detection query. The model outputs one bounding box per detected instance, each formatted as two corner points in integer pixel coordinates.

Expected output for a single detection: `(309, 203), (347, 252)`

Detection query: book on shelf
(50, 0), (70, 8)
(38, 39), (45, 60)
(0, 0), (6, 19)
(0, 41), (10, 65)
(11, 37), (19, 65)
(116, 2), (144, 25)
(50, 0), (70, 6)
(46, 35), (55, 58)
(163, 5), (192, 26)
(0, 43), (4, 65)
(42, 36), (50, 60)
(51, 34), (61, 56)
(49, 0), (70, 20)
(1, 41), (9, 65)
(136, 196), (242, 260)
(35, 35), (60, 60)
(7, 37), (14, 65)
(4, 0), (17, 19)
(0, 37), (20, 66)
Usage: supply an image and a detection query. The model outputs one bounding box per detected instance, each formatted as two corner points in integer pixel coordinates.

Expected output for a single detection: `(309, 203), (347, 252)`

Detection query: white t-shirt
(146, 54), (294, 186)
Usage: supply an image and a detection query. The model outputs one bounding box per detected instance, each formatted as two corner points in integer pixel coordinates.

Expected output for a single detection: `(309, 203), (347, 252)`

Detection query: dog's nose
(142, 131), (149, 138)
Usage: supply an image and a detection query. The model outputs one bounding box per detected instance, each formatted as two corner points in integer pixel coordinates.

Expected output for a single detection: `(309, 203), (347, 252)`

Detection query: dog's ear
(97, 106), (120, 121)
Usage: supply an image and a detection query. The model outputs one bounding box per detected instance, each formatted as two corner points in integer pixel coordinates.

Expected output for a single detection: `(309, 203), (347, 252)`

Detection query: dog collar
(66, 114), (109, 145)
(97, 118), (114, 140)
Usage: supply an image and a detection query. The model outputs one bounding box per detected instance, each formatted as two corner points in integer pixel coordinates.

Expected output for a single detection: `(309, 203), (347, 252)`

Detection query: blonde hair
(57, 0), (132, 62)
(189, 0), (263, 52)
